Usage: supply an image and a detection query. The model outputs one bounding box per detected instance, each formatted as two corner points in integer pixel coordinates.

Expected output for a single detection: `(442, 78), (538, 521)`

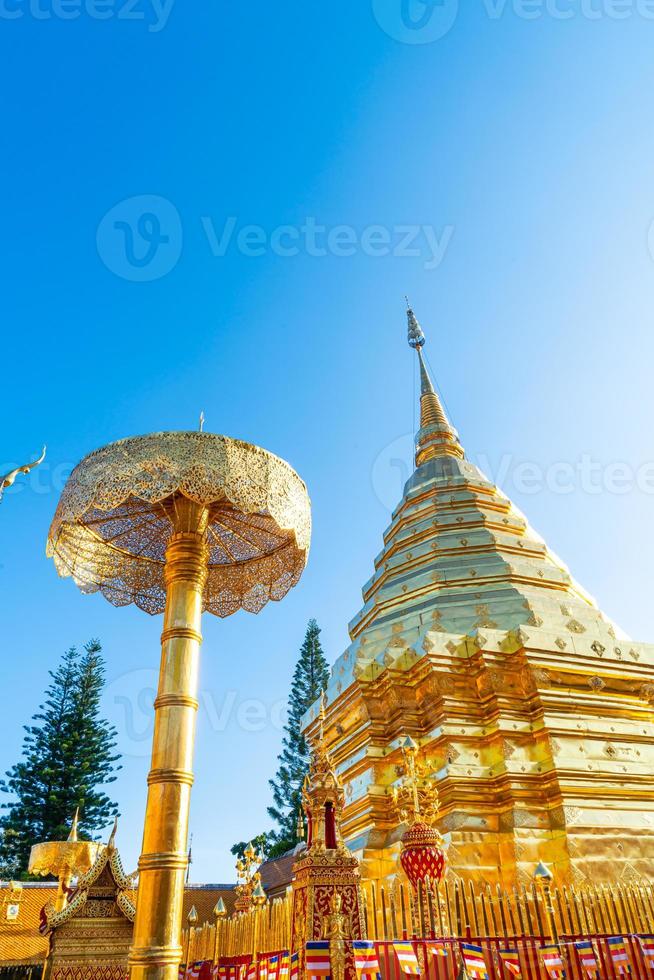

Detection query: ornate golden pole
(129, 500), (209, 980)
(47, 431), (311, 980)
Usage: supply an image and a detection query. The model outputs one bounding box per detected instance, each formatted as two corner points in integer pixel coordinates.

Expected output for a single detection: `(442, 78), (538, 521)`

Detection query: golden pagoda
(303, 306), (654, 889)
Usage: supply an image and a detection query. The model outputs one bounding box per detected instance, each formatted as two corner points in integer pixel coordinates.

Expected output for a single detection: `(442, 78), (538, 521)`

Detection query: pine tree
(266, 619), (330, 858)
(0, 640), (121, 877)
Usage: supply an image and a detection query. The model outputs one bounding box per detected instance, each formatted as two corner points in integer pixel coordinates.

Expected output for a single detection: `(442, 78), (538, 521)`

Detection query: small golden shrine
(291, 696), (365, 980)
(302, 306), (654, 889)
(41, 823), (136, 980)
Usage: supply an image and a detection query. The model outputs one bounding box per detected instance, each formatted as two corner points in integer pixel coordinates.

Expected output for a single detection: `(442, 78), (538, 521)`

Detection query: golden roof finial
(67, 809), (79, 843)
(405, 303), (464, 465)
(108, 817), (118, 850)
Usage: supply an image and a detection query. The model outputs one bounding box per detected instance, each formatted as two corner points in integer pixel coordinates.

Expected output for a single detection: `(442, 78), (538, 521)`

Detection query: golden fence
(182, 878), (654, 965)
(362, 877), (654, 942)
(183, 895), (292, 964)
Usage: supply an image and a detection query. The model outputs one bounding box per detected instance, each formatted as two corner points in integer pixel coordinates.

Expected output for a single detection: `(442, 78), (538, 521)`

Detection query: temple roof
(0, 881), (236, 966)
(306, 306), (628, 719)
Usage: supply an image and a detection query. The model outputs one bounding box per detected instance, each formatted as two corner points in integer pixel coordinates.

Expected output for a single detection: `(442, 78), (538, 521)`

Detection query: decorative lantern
(400, 821), (446, 888)
(393, 737), (446, 887)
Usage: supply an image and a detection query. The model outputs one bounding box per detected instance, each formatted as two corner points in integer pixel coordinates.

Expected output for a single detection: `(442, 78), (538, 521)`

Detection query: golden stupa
(303, 306), (654, 889)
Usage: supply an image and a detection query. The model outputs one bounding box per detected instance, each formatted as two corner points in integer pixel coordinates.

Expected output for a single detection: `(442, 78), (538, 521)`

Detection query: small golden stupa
(303, 306), (654, 888)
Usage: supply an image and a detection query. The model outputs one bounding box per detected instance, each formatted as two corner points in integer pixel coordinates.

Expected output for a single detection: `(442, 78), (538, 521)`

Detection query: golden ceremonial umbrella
(47, 431), (311, 980)
(28, 810), (101, 913)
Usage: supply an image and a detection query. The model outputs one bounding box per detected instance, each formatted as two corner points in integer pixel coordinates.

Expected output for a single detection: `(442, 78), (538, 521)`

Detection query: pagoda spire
(406, 302), (464, 466)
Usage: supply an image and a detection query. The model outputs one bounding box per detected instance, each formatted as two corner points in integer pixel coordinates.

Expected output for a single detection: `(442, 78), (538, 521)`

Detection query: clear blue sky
(2, 1), (654, 881)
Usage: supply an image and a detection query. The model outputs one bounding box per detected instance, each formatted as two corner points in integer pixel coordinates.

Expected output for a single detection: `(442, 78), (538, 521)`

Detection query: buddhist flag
(353, 941), (381, 980)
(278, 953), (290, 980)
(306, 941), (331, 980)
(290, 953), (299, 980)
(498, 949), (521, 977)
(575, 941), (599, 976)
(268, 955), (280, 980)
(246, 963), (256, 980)
(608, 937), (631, 975)
(639, 937), (654, 970)
(541, 946), (566, 979)
(428, 943), (449, 959)
(460, 944), (489, 980)
(393, 942), (421, 976)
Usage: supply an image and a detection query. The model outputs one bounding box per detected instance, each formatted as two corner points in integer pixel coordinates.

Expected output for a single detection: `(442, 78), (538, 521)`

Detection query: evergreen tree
(0, 640), (121, 877)
(266, 619), (330, 858)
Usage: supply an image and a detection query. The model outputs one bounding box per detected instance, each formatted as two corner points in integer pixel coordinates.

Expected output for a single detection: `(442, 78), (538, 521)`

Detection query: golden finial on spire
(405, 303), (464, 465)
(67, 809), (79, 843)
(108, 817), (119, 850)
(317, 689), (327, 745)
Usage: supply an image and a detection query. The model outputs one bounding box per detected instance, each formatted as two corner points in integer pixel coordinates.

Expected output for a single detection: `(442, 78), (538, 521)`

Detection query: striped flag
(189, 964), (202, 980)
(268, 955), (280, 980)
(498, 949), (521, 977)
(608, 937), (631, 975)
(460, 944), (489, 980)
(393, 941), (421, 976)
(353, 940), (381, 980)
(541, 946), (566, 979)
(290, 953), (299, 980)
(246, 963), (256, 980)
(639, 937), (654, 970)
(575, 941), (598, 976)
(428, 943), (449, 959)
(259, 960), (268, 980)
(306, 941), (331, 980)
(278, 953), (290, 980)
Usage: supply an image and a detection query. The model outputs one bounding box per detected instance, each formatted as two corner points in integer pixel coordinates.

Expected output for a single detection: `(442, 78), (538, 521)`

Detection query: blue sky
(2, 1), (654, 881)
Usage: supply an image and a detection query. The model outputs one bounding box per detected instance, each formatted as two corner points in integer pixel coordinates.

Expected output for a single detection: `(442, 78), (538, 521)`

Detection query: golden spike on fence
(435, 882), (445, 937)
(598, 884), (615, 934)
(554, 888), (574, 934)
(478, 887), (490, 938)
(390, 882), (400, 939)
(511, 886), (526, 937)
(442, 879), (453, 936)
(522, 885), (542, 936)
(400, 882), (410, 937)
(622, 882), (640, 933)
(495, 884), (508, 939)
(371, 880), (380, 940)
(505, 889), (520, 937)
(634, 885), (649, 931)
(426, 881), (436, 937)
(381, 885), (389, 940)
(419, 882), (427, 938)
(362, 885), (372, 940)
(452, 881), (462, 936)
(483, 884), (496, 937)
(641, 884), (654, 927)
